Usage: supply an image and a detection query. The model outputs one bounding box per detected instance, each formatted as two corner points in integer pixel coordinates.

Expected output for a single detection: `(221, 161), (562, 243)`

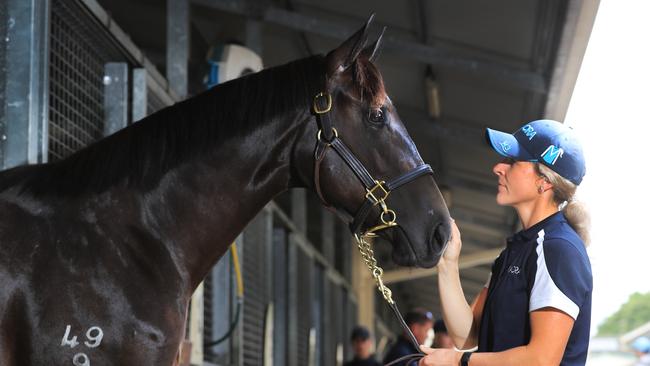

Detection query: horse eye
(368, 108), (385, 124)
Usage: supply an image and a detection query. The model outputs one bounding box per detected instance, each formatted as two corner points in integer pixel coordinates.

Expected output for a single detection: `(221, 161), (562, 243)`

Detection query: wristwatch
(460, 351), (473, 366)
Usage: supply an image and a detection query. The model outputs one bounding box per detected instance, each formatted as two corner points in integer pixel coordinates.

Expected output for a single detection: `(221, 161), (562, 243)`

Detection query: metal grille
(242, 213), (271, 366)
(296, 249), (312, 366)
(48, 0), (131, 161)
(330, 280), (342, 365)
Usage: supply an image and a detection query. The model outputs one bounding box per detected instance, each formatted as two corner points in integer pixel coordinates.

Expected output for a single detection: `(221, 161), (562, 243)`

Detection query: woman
(420, 120), (592, 366)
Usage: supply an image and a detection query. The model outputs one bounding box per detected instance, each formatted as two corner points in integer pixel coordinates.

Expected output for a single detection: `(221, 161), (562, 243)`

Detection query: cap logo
(500, 141), (511, 152)
(541, 145), (564, 165)
(522, 125), (536, 140)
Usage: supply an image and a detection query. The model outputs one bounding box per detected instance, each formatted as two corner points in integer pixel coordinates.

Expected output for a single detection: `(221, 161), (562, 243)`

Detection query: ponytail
(536, 164), (591, 247)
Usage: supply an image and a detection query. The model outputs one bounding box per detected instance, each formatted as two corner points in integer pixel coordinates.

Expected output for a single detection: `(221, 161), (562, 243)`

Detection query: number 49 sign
(61, 325), (104, 366)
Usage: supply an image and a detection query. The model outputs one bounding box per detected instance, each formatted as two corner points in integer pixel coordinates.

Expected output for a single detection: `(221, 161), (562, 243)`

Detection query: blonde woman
(420, 120), (592, 366)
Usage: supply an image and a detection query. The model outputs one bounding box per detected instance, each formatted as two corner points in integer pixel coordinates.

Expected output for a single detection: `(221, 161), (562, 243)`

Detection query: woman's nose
(493, 163), (505, 176)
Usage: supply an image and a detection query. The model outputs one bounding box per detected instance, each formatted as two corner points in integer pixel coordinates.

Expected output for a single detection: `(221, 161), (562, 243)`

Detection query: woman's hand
(440, 219), (462, 266)
(418, 346), (462, 366)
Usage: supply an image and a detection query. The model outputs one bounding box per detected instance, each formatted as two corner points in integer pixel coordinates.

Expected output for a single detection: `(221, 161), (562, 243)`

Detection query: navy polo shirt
(478, 211), (592, 366)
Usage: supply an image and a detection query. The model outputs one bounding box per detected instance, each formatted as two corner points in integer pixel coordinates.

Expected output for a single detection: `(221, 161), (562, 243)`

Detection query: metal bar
(103, 62), (128, 135)
(1, 0), (50, 169)
(382, 247), (503, 284)
(272, 228), (288, 366)
(321, 208), (335, 265)
(167, 0), (189, 98)
(287, 233), (299, 366)
(192, 0), (547, 92)
(291, 188), (307, 233)
(264, 202), (355, 296)
(80, 0), (178, 103)
(132, 68), (147, 121)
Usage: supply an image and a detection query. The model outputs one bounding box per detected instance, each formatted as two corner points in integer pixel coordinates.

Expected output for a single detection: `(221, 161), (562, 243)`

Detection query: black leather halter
(311, 92), (434, 236)
(311, 91), (429, 363)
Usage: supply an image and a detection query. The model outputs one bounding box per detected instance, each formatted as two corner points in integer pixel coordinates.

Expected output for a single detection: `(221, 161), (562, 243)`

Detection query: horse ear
(361, 26), (386, 62)
(326, 14), (374, 78)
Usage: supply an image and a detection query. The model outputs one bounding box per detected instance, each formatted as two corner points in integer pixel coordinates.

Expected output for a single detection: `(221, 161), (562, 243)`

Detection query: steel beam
(1, 0), (50, 169)
(103, 63), (129, 135)
(192, 0), (547, 92)
(544, 0), (600, 121)
(167, 0), (189, 98)
(382, 247), (503, 284)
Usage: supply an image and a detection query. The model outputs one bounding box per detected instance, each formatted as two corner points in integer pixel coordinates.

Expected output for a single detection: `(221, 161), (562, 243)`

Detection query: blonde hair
(536, 164), (591, 247)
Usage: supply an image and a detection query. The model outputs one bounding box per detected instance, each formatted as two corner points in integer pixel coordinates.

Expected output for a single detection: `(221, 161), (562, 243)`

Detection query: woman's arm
(438, 261), (486, 349)
(419, 308), (575, 366)
(438, 220), (487, 349)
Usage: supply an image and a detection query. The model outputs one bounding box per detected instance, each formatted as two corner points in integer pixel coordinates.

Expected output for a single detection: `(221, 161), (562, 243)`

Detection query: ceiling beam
(382, 247), (503, 284)
(192, 0), (547, 92)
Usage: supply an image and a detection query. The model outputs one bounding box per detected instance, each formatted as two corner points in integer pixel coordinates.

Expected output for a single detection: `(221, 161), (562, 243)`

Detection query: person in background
(344, 325), (381, 366)
(432, 319), (454, 349)
(632, 336), (650, 366)
(383, 308), (434, 366)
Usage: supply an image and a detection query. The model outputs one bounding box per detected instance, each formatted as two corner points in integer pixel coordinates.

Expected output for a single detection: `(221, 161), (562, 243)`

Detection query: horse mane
(0, 54), (387, 197)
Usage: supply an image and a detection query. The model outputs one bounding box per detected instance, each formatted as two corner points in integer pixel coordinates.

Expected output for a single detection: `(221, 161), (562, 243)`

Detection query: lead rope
(354, 232), (426, 366)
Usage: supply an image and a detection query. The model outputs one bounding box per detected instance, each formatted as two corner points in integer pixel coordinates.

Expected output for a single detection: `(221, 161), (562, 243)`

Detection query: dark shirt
(344, 355), (382, 366)
(478, 211), (592, 366)
(382, 336), (419, 366)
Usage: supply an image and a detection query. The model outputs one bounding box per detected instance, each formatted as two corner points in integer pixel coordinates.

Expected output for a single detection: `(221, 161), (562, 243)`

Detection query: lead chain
(355, 233), (394, 304)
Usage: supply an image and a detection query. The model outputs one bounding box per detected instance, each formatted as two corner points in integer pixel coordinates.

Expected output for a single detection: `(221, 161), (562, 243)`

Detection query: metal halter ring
(380, 209), (397, 225)
(313, 92), (332, 114)
(317, 127), (338, 142)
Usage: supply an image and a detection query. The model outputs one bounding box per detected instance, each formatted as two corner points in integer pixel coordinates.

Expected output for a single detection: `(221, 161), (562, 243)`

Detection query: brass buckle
(313, 92), (332, 114)
(365, 180), (390, 205)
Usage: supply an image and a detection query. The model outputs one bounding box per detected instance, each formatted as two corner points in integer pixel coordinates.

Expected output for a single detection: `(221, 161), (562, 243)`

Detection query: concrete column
(103, 63), (129, 135)
(1, 0), (50, 169)
(166, 0), (189, 98)
(132, 68), (147, 121)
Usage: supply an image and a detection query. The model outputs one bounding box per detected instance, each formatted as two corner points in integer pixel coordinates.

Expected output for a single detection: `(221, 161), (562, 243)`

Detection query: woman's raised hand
(418, 346), (462, 366)
(440, 219), (462, 266)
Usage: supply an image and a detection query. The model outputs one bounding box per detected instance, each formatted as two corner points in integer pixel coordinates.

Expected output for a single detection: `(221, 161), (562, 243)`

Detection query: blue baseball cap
(485, 119), (586, 185)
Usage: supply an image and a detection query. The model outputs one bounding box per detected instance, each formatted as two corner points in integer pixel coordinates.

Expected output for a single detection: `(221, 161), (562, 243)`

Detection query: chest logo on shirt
(508, 265), (521, 275)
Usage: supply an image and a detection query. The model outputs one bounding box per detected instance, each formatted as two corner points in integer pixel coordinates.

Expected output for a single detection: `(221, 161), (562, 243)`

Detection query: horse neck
(139, 102), (313, 293)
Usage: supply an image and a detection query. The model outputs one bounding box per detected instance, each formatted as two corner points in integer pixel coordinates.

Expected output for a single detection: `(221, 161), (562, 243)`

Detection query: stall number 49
(61, 325), (104, 366)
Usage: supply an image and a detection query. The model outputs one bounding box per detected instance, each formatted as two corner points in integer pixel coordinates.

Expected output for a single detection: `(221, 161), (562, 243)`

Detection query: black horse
(0, 17), (450, 366)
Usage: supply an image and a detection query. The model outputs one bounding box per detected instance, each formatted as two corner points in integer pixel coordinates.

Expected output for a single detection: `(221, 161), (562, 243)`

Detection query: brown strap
(314, 139), (333, 209)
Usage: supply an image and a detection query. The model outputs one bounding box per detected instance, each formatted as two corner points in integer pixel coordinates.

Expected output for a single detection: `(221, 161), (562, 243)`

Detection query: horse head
(295, 16), (452, 268)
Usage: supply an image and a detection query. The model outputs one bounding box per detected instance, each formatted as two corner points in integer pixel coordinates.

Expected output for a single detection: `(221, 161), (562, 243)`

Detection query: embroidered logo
(508, 265), (520, 275)
(522, 125), (536, 140)
(500, 141), (511, 152)
(541, 145), (564, 165)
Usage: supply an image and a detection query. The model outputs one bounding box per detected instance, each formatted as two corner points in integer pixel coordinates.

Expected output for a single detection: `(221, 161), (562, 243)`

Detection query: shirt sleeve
(529, 230), (592, 320)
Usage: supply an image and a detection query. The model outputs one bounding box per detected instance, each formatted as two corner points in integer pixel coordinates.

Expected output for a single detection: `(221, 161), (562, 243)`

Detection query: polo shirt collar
(508, 211), (566, 244)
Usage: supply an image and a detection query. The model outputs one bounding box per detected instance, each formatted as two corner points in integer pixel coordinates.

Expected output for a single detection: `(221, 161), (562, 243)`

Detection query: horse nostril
(430, 222), (450, 253)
